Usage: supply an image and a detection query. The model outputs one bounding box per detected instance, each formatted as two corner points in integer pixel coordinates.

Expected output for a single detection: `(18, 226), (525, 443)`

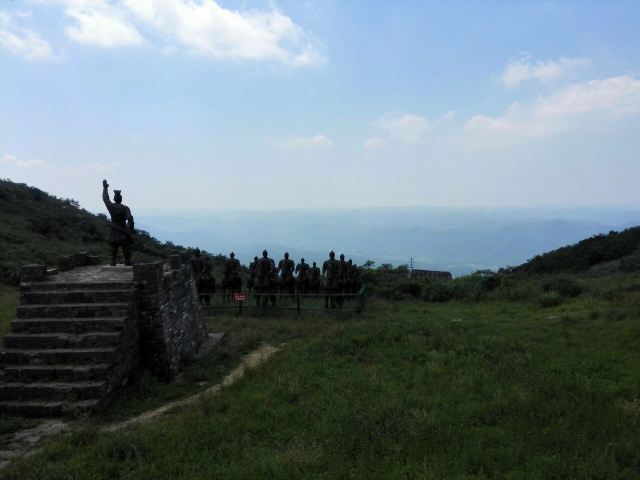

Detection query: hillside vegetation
(511, 226), (640, 275)
(0, 179), (195, 284)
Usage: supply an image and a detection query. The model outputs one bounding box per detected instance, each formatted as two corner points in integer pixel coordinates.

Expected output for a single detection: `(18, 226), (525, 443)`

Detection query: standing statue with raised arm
(102, 179), (135, 266)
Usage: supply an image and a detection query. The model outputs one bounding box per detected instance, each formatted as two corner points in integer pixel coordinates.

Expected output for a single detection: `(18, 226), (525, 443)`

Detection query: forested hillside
(0, 179), (194, 284)
(511, 226), (640, 274)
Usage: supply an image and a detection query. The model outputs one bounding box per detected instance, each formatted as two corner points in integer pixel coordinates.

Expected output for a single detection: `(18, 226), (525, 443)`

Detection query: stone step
(20, 282), (134, 293)
(0, 381), (107, 401)
(2, 364), (112, 382)
(11, 317), (126, 334)
(21, 289), (135, 306)
(0, 347), (118, 365)
(3, 332), (122, 350)
(0, 399), (100, 417)
(16, 303), (129, 319)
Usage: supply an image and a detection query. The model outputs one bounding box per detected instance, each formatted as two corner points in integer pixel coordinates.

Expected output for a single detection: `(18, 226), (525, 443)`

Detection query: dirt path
(0, 344), (279, 469)
(0, 420), (69, 469)
(103, 343), (279, 432)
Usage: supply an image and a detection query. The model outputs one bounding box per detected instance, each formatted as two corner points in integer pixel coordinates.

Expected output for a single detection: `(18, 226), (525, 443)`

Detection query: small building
(408, 269), (452, 280)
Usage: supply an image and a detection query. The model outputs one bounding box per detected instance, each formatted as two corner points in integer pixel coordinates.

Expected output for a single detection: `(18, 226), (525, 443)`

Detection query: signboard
(233, 292), (247, 302)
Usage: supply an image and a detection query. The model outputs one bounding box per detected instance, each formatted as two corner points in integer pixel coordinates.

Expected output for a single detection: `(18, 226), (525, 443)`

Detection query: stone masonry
(0, 254), (208, 416)
(134, 257), (207, 378)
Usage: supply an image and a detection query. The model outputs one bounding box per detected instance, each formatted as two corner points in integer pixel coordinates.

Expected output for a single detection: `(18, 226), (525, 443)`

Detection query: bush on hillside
(541, 276), (584, 298)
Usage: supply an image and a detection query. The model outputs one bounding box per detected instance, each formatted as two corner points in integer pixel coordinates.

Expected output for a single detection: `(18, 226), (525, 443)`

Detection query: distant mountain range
(137, 207), (640, 276)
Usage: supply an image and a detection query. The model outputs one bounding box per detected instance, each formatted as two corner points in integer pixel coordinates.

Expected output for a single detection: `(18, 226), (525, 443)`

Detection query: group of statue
(101, 180), (361, 308)
(189, 249), (362, 308)
(247, 250), (362, 307)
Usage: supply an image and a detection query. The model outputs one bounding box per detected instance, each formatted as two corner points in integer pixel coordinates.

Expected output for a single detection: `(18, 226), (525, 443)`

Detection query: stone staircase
(0, 281), (139, 416)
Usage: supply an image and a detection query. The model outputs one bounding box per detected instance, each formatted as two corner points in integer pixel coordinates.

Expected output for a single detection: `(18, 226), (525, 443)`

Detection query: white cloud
(463, 75), (640, 145)
(2, 153), (119, 176)
(501, 54), (590, 87)
(1, 153), (48, 169)
(50, 0), (323, 66)
(123, 0), (323, 66)
(63, 0), (144, 47)
(0, 12), (57, 60)
(364, 137), (385, 149)
(268, 134), (333, 149)
(374, 113), (431, 144)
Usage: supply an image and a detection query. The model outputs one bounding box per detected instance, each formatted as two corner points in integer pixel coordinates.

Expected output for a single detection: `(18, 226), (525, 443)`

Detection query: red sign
(233, 292), (247, 302)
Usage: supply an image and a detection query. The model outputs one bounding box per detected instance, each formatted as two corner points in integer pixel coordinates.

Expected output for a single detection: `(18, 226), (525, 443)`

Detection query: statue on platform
(102, 179), (135, 266)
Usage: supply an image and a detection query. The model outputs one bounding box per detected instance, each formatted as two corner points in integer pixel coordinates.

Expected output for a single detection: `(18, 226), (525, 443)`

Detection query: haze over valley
(137, 206), (640, 275)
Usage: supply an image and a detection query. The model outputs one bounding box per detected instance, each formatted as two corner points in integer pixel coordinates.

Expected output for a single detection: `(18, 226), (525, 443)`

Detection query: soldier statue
(278, 252), (296, 295)
(255, 250), (276, 306)
(295, 257), (310, 294)
(337, 253), (349, 305)
(247, 256), (259, 293)
(222, 252), (242, 301)
(102, 179), (135, 266)
(348, 259), (361, 294)
(191, 248), (215, 305)
(322, 251), (340, 308)
(309, 261), (322, 295)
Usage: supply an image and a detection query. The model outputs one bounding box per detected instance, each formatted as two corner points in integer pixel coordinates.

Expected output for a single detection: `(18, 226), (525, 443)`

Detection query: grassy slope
(1, 275), (639, 479)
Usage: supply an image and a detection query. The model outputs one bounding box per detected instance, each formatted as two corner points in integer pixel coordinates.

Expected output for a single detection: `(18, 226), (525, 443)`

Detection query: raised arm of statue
(102, 179), (113, 210)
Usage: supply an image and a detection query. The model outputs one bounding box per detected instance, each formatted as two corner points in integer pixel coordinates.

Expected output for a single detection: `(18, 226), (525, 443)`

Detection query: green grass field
(1, 274), (639, 479)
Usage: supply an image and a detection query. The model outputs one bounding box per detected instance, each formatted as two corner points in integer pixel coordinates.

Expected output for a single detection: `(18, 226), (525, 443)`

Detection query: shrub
(541, 276), (584, 297)
(539, 291), (563, 308)
(398, 280), (423, 298)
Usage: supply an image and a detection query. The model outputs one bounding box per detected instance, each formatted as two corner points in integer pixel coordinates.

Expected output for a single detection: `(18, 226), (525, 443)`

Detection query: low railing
(201, 288), (372, 315)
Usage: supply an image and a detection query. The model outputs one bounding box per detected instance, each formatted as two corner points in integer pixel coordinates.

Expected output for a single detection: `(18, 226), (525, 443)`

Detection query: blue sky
(1, 0), (639, 213)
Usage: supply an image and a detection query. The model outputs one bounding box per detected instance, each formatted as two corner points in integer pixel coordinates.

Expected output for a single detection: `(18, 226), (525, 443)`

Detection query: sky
(1, 0), (640, 213)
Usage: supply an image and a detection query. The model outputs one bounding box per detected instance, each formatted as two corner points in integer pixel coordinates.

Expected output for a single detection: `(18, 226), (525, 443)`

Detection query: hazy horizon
(134, 205), (640, 275)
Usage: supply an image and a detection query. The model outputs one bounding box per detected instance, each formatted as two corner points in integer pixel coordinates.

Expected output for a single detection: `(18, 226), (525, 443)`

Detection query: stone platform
(0, 257), (207, 417)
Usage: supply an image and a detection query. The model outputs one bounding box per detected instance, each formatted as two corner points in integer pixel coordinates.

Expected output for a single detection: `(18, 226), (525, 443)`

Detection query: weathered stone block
(72, 253), (89, 268)
(58, 256), (74, 272)
(21, 264), (47, 283)
(133, 262), (163, 291)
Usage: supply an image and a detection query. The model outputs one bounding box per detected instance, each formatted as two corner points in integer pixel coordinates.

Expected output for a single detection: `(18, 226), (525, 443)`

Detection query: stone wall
(134, 259), (207, 378)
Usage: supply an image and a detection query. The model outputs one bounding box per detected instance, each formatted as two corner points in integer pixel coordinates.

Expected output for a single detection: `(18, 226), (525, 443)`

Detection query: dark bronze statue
(247, 256), (258, 293)
(102, 179), (135, 266)
(295, 257), (310, 294)
(336, 253), (348, 305)
(278, 252), (295, 295)
(348, 259), (361, 294)
(222, 252), (242, 301)
(309, 261), (322, 294)
(255, 250), (276, 306)
(322, 251), (340, 308)
(191, 248), (215, 305)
